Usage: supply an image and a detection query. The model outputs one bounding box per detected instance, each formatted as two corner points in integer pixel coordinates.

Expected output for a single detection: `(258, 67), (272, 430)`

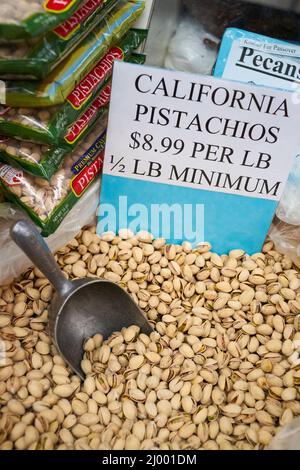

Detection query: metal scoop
(11, 220), (153, 379)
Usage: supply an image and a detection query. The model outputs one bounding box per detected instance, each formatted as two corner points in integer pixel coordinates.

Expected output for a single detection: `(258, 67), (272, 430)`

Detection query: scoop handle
(10, 219), (73, 297)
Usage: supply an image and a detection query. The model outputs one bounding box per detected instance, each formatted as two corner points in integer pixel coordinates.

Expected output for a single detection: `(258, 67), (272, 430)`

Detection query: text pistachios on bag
(0, 130), (106, 236)
(0, 36), (146, 144)
(0, 0), (83, 42)
(0, 0), (121, 80)
(0, 0), (145, 107)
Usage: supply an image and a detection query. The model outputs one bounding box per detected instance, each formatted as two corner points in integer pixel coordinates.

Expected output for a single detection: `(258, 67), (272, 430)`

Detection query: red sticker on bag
(43, 0), (77, 14)
(0, 164), (23, 186)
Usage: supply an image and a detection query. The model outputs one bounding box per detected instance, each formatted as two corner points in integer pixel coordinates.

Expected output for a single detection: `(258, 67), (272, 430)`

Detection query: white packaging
(268, 418), (300, 450)
(165, 17), (219, 74)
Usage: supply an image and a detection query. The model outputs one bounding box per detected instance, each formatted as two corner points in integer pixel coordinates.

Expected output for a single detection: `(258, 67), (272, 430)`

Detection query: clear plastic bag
(0, 43), (146, 146)
(268, 217), (300, 269)
(165, 17), (219, 74)
(147, 0), (300, 75)
(0, 106), (108, 181)
(0, 181), (101, 286)
(276, 155), (300, 227)
(0, 126), (107, 236)
(268, 418), (300, 450)
(0, 103), (109, 179)
(143, 0), (180, 67)
(268, 155), (300, 268)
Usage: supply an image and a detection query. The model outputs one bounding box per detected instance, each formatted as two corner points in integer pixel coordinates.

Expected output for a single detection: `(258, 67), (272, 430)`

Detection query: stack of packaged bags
(0, 0), (147, 236)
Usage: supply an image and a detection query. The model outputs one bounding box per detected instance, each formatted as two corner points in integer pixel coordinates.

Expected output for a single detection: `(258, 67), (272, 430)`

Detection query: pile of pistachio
(0, 227), (299, 450)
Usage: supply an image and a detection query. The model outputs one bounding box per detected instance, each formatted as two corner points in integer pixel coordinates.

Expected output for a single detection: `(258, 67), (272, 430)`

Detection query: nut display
(0, 229), (299, 450)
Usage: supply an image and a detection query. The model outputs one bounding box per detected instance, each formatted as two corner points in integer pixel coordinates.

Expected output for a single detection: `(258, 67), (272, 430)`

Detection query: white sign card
(98, 61), (300, 253)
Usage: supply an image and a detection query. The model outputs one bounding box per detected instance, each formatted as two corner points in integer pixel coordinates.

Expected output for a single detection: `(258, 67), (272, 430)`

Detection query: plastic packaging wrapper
(276, 156), (300, 227)
(0, 182), (100, 286)
(0, 0), (120, 80)
(0, 39), (146, 145)
(0, 104), (109, 179)
(144, 0), (180, 68)
(268, 418), (300, 450)
(0, 129), (106, 236)
(165, 17), (219, 74)
(0, 52), (146, 178)
(0, 0), (145, 107)
(0, 0), (83, 42)
(268, 217), (300, 269)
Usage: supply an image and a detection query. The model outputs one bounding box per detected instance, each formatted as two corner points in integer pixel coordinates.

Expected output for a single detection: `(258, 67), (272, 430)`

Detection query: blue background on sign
(97, 175), (277, 254)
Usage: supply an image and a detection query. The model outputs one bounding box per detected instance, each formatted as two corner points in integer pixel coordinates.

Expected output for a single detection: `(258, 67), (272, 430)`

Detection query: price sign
(98, 61), (300, 253)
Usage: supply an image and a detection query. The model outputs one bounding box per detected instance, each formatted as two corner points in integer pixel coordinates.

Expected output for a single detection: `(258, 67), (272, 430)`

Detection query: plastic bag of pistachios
(0, 182), (101, 286)
(0, 0), (121, 80)
(268, 217), (300, 270)
(0, 130), (106, 237)
(0, 0), (145, 107)
(0, 95), (109, 180)
(0, 0), (85, 42)
(0, 41), (146, 145)
(268, 418), (300, 450)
